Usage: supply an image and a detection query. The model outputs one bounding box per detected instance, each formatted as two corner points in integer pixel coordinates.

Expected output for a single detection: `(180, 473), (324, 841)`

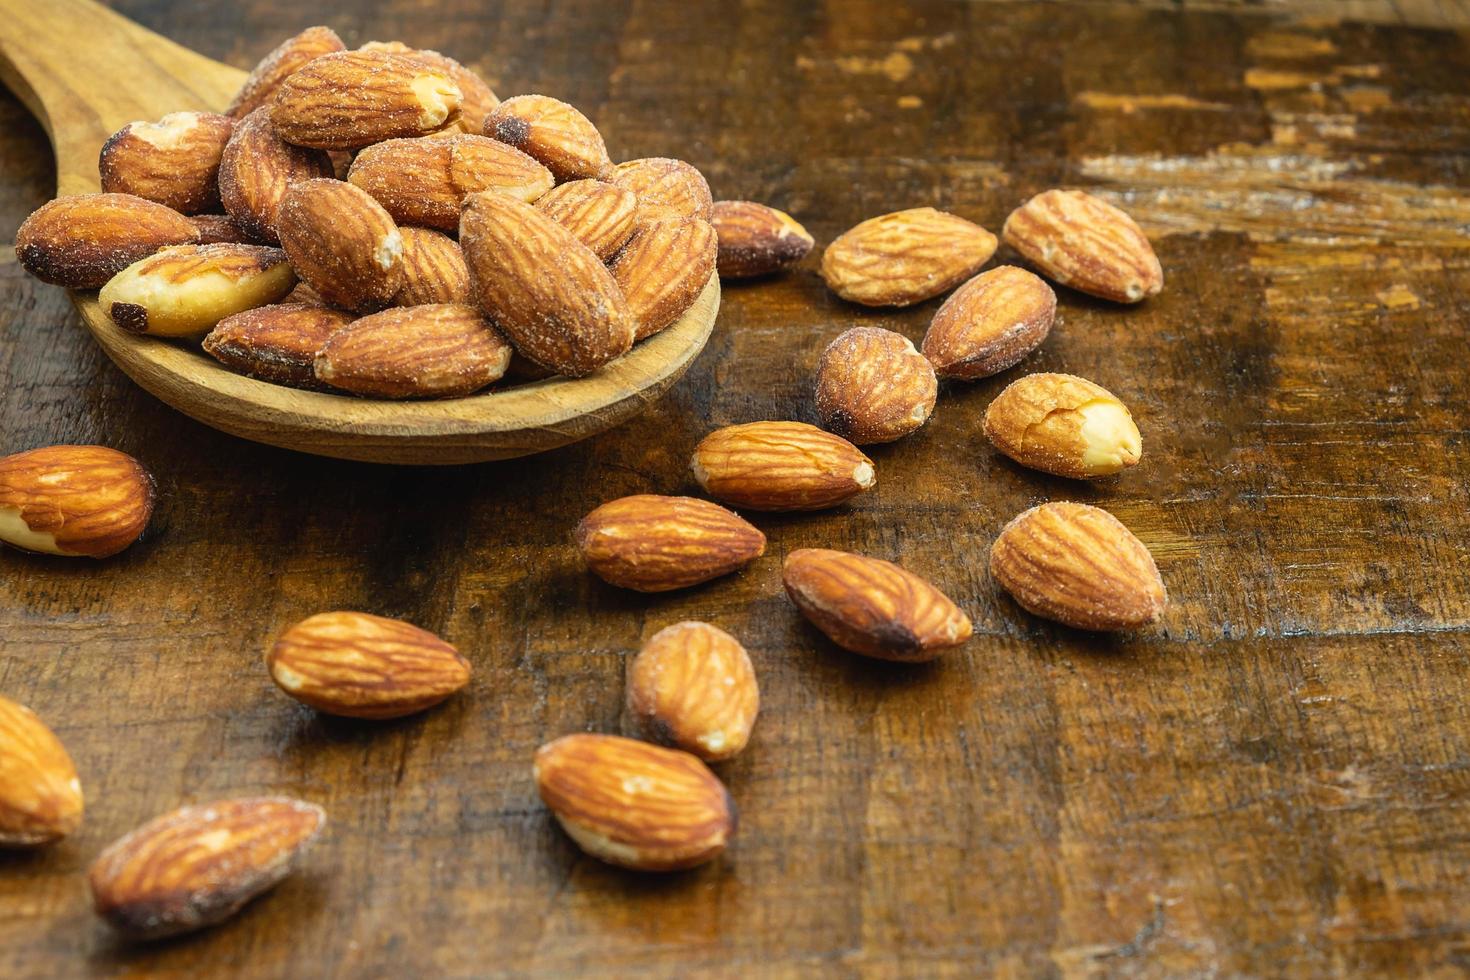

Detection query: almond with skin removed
(393, 228), (472, 306)
(270, 50), (462, 150)
(783, 549), (972, 661)
(315, 303), (512, 399)
(99, 244), (297, 337)
(14, 193), (198, 289)
(277, 179), (403, 313)
(983, 372), (1142, 479)
(267, 611), (471, 718)
(612, 157), (714, 223)
(691, 421), (875, 512)
(218, 108), (334, 245)
(203, 303), (353, 389)
(485, 94), (612, 181)
(89, 797), (325, 940)
(628, 622), (759, 762)
(711, 200), (814, 278)
(534, 179), (638, 260)
(0, 445), (155, 558)
(228, 26), (346, 119)
(990, 502), (1166, 631)
(460, 193), (635, 377)
(815, 327), (937, 445)
(0, 695), (83, 846)
(576, 494), (766, 592)
(923, 265), (1056, 379)
(1003, 189), (1163, 303)
(534, 733), (735, 871)
(188, 214), (251, 245)
(822, 207), (997, 307)
(360, 41), (499, 134)
(99, 111), (233, 214)
(610, 215), (717, 341)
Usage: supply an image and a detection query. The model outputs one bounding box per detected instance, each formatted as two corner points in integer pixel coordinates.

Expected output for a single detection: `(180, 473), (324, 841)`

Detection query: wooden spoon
(0, 0), (719, 464)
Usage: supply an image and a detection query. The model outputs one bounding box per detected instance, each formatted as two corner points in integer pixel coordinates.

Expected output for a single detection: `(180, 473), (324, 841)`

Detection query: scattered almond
(315, 303), (511, 399)
(611, 157), (714, 223)
(228, 26), (346, 119)
(627, 622), (759, 761)
(217, 107), (334, 245)
(821, 207), (997, 307)
(983, 372), (1142, 478)
(0, 445), (155, 558)
(0, 695), (83, 846)
(98, 111), (233, 214)
(691, 421), (875, 511)
(1002, 189), (1163, 303)
(815, 327), (937, 445)
(711, 200), (813, 278)
(270, 50), (463, 150)
(99, 243), (297, 337)
(576, 494), (766, 592)
(14, 193), (198, 289)
(359, 41), (499, 134)
(277, 179), (404, 313)
(485, 94), (612, 181)
(534, 179), (638, 260)
(923, 265), (1056, 379)
(610, 215), (717, 341)
(393, 228), (472, 306)
(203, 303), (353, 388)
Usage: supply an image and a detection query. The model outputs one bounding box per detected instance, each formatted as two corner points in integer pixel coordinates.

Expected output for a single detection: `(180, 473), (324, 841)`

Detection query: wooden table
(3, 1), (1469, 976)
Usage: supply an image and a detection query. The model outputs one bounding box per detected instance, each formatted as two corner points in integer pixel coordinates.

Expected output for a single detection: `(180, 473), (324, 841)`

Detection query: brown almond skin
(691, 421), (875, 512)
(315, 303), (512, 399)
(277, 179), (404, 313)
(983, 372), (1142, 479)
(0, 695), (84, 846)
(611, 158), (714, 223)
(14, 194), (198, 289)
(99, 111), (234, 214)
(218, 108), (334, 245)
(576, 494), (766, 592)
(188, 214), (252, 245)
(203, 303), (354, 388)
(628, 622), (759, 761)
(534, 733), (735, 871)
(815, 327), (937, 445)
(228, 26), (346, 119)
(1002, 189), (1163, 303)
(360, 42), (499, 134)
(535, 179), (638, 260)
(610, 215), (717, 341)
(270, 50), (463, 150)
(485, 94), (612, 182)
(0, 445), (155, 558)
(393, 228), (472, 306)
(711, 200), (814, 278)
(89, 797), (325, 940)
(923, 266), (1056, 379)
(348, 134), (552, 231)
(821, 207), (998, 307)
(990, 502), (1167, 631)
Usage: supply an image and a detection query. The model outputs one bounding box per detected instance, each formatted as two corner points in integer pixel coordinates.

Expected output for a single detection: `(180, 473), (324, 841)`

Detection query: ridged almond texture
(188, 214), (252, 245)
(203, 303), (353, 389)
(14, 193), (198, 289)
(484, 94), (612, 181)
(990, 502), (1167, 631)
(627, 621), (760, 761)
(217, 108), (334, 245)
(459, 193), (635, 377)
(89, 797), (325, 940)
(99, 243), (297, 338)
(0, 695), (83, 846)
(576, 494), (766, 592)
(0, 445), (155, 558)
(815, 327), (938, 445)
(99, 111), (234, 214)
(711, 200), (814, 278)
(983, 372), (1142, 479)
(691, 421), (876, 512)
(783, 548), (972, 661)
(277, 179), (404, 313)
(610, 215), (717, 341)
(1002, 189), (1164, 303)
(315, 303), (511, 399)
(393, 228), (472, 306)
(359, 41), (499, 134)
(611, 158), (714, 223)
(534, 179), (638, 260)
(270, 50), (463, 150)
(228, 26), (347, 119)
(534, 733), (735, 871)
(923, 265), (1056, 379)
(821, 207), (998, 307)
(348, 134), (552, 231)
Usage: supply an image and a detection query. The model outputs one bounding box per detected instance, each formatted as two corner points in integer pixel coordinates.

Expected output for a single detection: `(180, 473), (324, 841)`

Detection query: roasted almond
(815, 327), (937, 445)
(691, 421), (875, 512)
(393, 228), (472, 306)
(0, 695), (83, 846)
(348, 134), (552, 231)
(576, 494), (766, 592)
(360, 41), (499, 134)
(218, 107), (334, 245)
(534, 179), (638, 260)
(485, 94), (612, 182)
(14, 193), (198, 289)
(711, 200), (814, 278)
(923, 265), (1056, 379)
(611, 157), (714, 223)
(534, 733), (735, 871)
(277, 179), (404, 313)
(821, 207), (997, 307)
(89, 797), (325, 940)
(203, 303), (353, 388)
(783, 548), (972, 661)
(270, 50), (463, 150)
(98, 111), (233, 214)
(627, 622), (759, 761)
(990, 502), (1167, 631)
(1002, 189), (1163, 303)
(0, 445), (155, 558)
(228, 26), (347, 119)
(188, 213), (252, 245)
(609, 215), (717, 341)
(99, 243), (296, 337)
(315, 303), (512, 399)
(983, 372), (1142, 479)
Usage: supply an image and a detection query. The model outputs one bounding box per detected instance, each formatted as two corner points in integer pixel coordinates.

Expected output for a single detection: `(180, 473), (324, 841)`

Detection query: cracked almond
(611, 157), (713, 223)
(711, 200), (813, 278)
(1002, 189), (1163, 303)
(628, 622), (759, 761)
(815, 327), (937, 445)
(99, 111), (233, 214)
(228, 26), (346, 119)
(270, 50), (463, 150)
(0, 445), (155, 558)
(203, 303), (353, 389)
(99, 243), (297, 337)
(983, 372), (1141, 478)
(0, 695), (83, 846)
(278, 179), (404, 313)
(485, 94), (612, 181)
(609, 215), (717, 341)
(218, 108), (334, 245)
(576, 494), (765, 592)
(821, 207), (997, 307)
(534, 179), (638, 260)
(923, 265), (1056, 379)
(14, 193), (198, 289)
(691, 421), (875, 512)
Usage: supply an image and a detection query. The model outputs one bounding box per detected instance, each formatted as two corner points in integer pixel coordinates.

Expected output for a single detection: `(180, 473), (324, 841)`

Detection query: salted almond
(983, 373), (1142, 478)
(99, 111), (233, 214)
(188, 214), (252, 245)
(534, 179), (638, 260)
(990, 502), (1166, 630)
(815, 327), (937, 445)
(0, 445), (154, 558)
(393, 228), (472, 306)
(348, 134), (552, 231)
(14, 193), (198, 289)
(1002, 189), (1163, 303)
(203, 303), (353, 388)
(609, 215), (717, 341)
(359, 41), (499, 134)
(611, 157), (714, 223)
(628, 622), (759, 761)
(277, 179), (404, 313)
(576, 494), (765, 592)
(270, 50), (463, 150)
(821, 207), (997, 307)
(923, 266), (1055, 379)
(691, 421), (875, 512)
(711, 200), (813, 278)
(217, 108), (334, 245)
(315, 303), (512, 399)
(783, 548), (972, 661)
(99, 243), (296, 337)
(485, 94), (612, 181)
(228, 26), (346, 119)
(0, 695), (83, 846)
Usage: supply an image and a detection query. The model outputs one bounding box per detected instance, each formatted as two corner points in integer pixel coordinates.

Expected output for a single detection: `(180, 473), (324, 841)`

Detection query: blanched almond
(99, 243), (296, 337)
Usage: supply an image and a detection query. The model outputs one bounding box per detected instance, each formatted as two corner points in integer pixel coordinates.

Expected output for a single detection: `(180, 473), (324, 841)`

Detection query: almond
(711, 200), (814, 278)
(611, 157), (714, 223)
(815, 327), (937, 445)
(217, 108), (334, 245)
(89, 797), (325, 940)
(505, 351), (555, 383)
(270, 50), (463, 150)
(691, 421), (875, 512)
(485, 94), (612, 181)
(459, 192), (635, 377)
(821, 207), (997, 307)
(284, 281), (328, 306)
(534, 733), (734, 871)
(14, 193), (198, 289)
(267, 611), (471, 718)
(983, 372), (1142, 479)
(534, 179), (638, 260)
(990, 502), (1167, 631)
(783, 548), (973, 661)
(228, 26), (347, 119)
(393, 228), (472, 306)
(923, 265), (1056, 379)
(1002, 189), (1163, 303)
(277, 179), (404, 313)
(98, 111), (233, 214)
(0, 695), (83, 846)
(315, 303), (512, 399)
(627, 622), (759, 761)
(359, 42), (499, 134)
(203, 303), (353, 388)
(0, 445), (155, 558)
(576, 494), (766, 592)
(609, 215), (717, 341)
(99, 243), (297, 337)
(188, 213), (252, 245)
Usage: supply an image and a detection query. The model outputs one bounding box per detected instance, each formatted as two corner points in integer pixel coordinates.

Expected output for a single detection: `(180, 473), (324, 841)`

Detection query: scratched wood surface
(3, 1), (1469, 977)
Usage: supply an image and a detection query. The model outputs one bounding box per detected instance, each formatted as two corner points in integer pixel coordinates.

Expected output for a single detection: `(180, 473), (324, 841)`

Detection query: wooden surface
(3, 0), (1470, 976)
